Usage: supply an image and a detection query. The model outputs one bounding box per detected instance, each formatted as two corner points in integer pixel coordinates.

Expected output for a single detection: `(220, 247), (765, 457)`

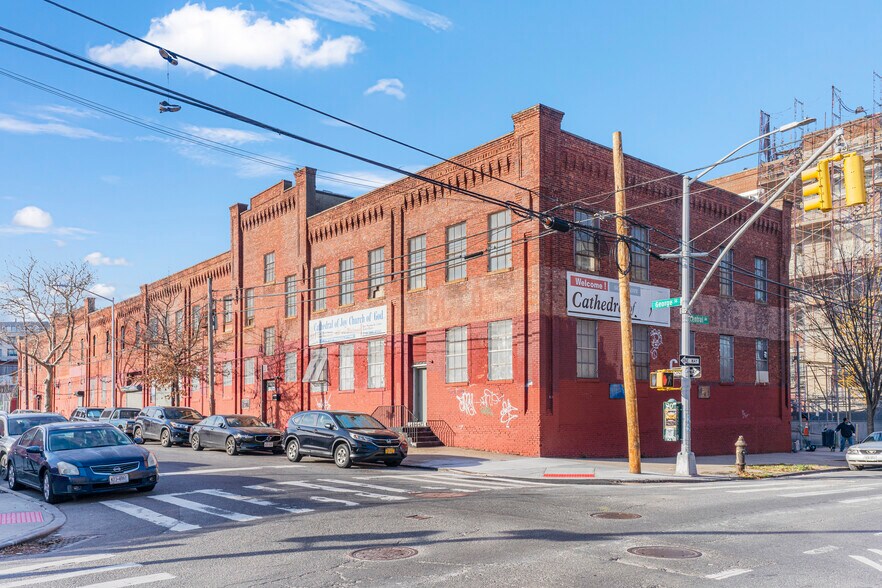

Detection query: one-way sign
(679, 354), (701, 367)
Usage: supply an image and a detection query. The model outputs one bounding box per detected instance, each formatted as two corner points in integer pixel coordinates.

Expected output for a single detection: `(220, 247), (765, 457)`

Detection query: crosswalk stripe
(149, 495), (261, 522)
(243, 484), (284, 492)
(278, 480), (408, 501)
(840, 494), (882, 504)
(318, 479), (410, 493)
(101, 501), (200, 532)
(402, 474), (517, 490)
(681, 483), (754, 491)
(311, 496), (359, 507)
(706, 569), (752, 580)
(163, 465), (303, 476)
(780, 484), (881, 498)
(0, 554), (116, 577)
(78, 573), (177, 588)
(193, 489), (314, 514)
(446, 474), (557, 487)
(727, 484), (824, 494)
(0, 564), (141, 588)
(869, 549), (882, 557)
(383, 476), (478, 492)
(422, 474), (525, 488)
(849, 555), (882, 572)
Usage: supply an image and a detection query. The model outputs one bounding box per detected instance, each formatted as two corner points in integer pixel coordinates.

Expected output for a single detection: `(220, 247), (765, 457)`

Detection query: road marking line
(0, 564), (141, 588)
(840, 494), (882, 504)
(680, 483), (756, 491)
(446, 474), (558, 487)
(706, 569), (752, 580)
(162, 465), (303, 476)
(311, 496), (358, 507)
(727, 484), (825, 494)
(804, 545), (840, 555)
(149, 495), (260, 522)
(850, 555), (882, 572)
(780, 484), (881, 498)
(0, 554), (116, 577)
(318, 479), (410, 493)
(78, 573), (177, 587)
(420, 486), (448, 490)
(869, 549), (882, 557)
(101, 501), (200, 532)
(405, 474), (517, 490)
(243, 485), (284, 493)
(194, 489), (314, 514)
(383, 476), (479, 492)
(278, 481), (408, 501)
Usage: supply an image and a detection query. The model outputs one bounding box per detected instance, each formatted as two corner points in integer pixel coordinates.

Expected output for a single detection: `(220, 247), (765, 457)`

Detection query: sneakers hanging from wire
(157, 47), (180, 113)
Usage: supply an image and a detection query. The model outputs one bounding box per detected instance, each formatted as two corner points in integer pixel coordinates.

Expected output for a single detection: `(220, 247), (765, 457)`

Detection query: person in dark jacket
(835, 417), (856, 451)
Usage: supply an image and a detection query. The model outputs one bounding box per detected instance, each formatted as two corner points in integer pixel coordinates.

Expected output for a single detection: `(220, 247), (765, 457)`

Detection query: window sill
(338, 302), (355, 309)
(408, 287), (427, 294)
(445, 278), (468, 286)
(446, 380), (469, 385)
(285, 315), (298, 321)
(720, 381), (735, 386)
(488, 378), (514, 384)
(312, 309), (327, 314)
(487, 267), (513, 276)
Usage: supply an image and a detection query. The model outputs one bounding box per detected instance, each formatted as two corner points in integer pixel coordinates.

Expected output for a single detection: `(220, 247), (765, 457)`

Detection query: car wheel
(41, 471), (60, 504)
(191, 434), (203, 451)
(160, 429), (172, 448)
(133, 426), (143, 440)
(286, 438), (302, 462)
(849, 464), (864, 471)
(225, 437), (239, 456)
(7, 460), (22, 490)
(385, 460), (402, 467)
(334, 443), (352, 469)
(0, 453), (7, 481)
(136, 485), (156, 493)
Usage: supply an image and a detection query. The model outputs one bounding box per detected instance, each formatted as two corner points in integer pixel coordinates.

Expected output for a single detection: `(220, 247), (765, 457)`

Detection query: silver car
(846, 432), (882, 471)
(0, 412), (68, 479)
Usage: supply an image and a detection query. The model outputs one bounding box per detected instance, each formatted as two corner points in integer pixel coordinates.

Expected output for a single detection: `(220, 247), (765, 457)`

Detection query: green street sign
(651, 297), (681, 309)
(689, 315), (709, 325)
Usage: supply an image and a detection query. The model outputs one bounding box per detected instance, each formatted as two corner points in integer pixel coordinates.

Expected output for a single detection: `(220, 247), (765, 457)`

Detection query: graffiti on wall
(316, 395), (331, 410)
(455, 390), (477, 417)
(649, 328), (663, 359)
(453, 388), (519, 428)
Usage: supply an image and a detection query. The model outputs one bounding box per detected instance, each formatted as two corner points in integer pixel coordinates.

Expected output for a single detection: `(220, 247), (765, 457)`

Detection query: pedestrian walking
(835, 417), (856, 451)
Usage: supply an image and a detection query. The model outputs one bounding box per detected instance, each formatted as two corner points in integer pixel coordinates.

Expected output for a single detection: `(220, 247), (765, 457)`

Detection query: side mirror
(133, 437), (145, 445)
(219, 422), (226, 428)
(324, 422), (335, 430)
(25, 445), (42, 454)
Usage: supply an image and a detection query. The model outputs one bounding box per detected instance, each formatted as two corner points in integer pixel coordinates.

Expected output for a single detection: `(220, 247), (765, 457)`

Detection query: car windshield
(226, 416), (265, 427)
(117, 409), (140, 419)
(86, 409), (103, 419)
(335, 414), (385, 430)
(48, 427), (132, 451)
(8, 415), (67, 436)
(165, 408), (203, 420)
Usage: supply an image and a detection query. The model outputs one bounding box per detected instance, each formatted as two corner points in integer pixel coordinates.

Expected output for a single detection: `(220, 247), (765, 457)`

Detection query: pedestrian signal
(650, 370), (679, 391)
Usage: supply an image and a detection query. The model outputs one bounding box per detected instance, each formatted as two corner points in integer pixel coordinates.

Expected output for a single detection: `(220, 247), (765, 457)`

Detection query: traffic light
(802, 159), (832, 212)
(650, 369), (679, 391)
(843, 153), (868, 207)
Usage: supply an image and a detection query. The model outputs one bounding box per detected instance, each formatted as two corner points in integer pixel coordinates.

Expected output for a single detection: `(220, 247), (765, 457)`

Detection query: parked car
(0, 412), (67, 480)
(71, 407), (105, 422)
(862, 431), (882, 444)
(846, 435), (882, 470)
(6, 421), (158, 503)
(283, 411), (408, 468)
(133, 406), (204, 447)
(11, 409), (42, 414)
(98, 408), (142, 437)
(190, 415), (283, 456)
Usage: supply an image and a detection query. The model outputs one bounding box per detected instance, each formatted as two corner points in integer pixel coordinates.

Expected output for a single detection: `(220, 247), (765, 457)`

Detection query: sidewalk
(403, 446), (850, 483)
(0, 487), (66, 550)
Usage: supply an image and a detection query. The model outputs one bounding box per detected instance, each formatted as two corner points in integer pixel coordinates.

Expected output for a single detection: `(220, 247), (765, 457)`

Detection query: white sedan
(846, 433), (882, 470)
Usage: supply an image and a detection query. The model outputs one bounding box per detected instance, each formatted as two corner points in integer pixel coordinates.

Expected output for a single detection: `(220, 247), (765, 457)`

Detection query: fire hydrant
(735, 436), (748, 475)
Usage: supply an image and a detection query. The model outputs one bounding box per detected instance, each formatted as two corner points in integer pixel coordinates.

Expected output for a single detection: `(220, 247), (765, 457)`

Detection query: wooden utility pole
(613, 131), (642, 474)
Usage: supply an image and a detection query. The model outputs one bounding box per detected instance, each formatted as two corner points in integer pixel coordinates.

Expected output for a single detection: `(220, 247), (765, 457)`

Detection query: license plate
(264, 442), (274, 448)
(384, 448), (395, 454)
(109, 474), (129, 485)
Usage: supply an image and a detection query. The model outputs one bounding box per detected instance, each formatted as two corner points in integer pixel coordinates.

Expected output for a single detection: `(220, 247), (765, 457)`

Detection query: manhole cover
(410, 492), (468, 499)
(628, 546), (702, 559)
(591, 512), (642, 519)
(350, 547), (419, 561)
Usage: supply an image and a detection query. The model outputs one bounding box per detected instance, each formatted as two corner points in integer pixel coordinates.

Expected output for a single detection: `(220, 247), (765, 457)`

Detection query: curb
(0, 487), (66, 550)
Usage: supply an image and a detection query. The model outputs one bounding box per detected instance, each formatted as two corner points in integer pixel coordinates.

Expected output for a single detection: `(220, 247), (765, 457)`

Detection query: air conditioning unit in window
(756, 371), (769, 384)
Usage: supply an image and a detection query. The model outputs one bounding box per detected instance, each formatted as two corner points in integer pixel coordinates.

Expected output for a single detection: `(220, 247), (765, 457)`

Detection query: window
(192, 305), (201, 336)
(244, 289), (255, 327)
(263, 326), (275, 356)
(105, 331), (110, 354)
(367, 339), (385, 388)
(175, 310), (184, 336)
(488, 210), (512, 271)
(446, 222), (467, 281)
(446, 326), (468, 383)
(134, 323), (141, 347)
(313, 266), (326, 311)
(92, 335), (97, 356)
(633, 324), (649, 380)
(101, 378), (107, 403)
(223, 296), (233, 331)
(755, 338), (769, 374)
(284, 352), (297, 383)
(408, 234), (427, 290)
(368, 248), (385, 298)
(574, 209), (598, 272)
(223, 361), (233, 386)
(120, 326), (126, 350)
(488, 320), (513, 380)
(720, 335), (735, 383)
(285, 276), (297, 318)
(754, 257), (768, 303)
(576, 319), (598, 378)
(339, 344), (354, 390)
(630, 226), (649, 282)
(191, 375), (200, 391)
(339, 258), (354, 305)
(244, 358), (256, 385)
(308, 348), (328, 393)
(264, 252), (275, 283)
(720, 249), (734, 297)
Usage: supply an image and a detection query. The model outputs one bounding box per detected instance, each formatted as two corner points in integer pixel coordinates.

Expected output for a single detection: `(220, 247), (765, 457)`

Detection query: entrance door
(261, 380), (275, 423)
(412, 365), (427, 423)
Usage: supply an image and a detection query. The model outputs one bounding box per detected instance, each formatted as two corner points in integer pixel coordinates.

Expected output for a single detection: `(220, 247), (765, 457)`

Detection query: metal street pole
(110, 298), (116, 407)
(207, 276), (216, 416)
(677, 175), (697, 476)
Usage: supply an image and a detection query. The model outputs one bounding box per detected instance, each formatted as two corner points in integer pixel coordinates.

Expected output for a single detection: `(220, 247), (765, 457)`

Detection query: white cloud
(53, 239), (66, 248)
(364, 78), (405, 100)
(88, 4), (363, 70)
(292, 0), (451, 30)
(182, 125), (270, 145)
(90, 284), (117, 299)
(33, 104), (100, 121)
(0, 114), (115, 140)
(12, 206), (52, 229)
(85, 252), (130, 267)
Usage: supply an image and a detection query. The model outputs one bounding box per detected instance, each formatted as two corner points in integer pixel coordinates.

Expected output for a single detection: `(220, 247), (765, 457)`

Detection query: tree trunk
(867, 402), (877, 435)
(44, 367), (54, 413)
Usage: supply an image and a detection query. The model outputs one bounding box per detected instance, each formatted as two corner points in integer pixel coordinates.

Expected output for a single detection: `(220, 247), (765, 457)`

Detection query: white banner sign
(566, 272), (670, 327)
(309, 305), (387, 346)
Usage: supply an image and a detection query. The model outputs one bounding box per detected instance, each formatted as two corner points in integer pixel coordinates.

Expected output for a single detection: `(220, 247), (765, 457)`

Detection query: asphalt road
(2, 445), (881, 587)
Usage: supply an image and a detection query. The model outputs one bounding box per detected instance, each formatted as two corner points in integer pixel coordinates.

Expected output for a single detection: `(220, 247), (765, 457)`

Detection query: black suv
(284, 411), (407, 468)
(133, 406), (204, 447)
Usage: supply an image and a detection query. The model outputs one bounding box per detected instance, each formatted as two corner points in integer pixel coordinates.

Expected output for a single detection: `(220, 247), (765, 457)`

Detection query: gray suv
(133, 406), (204, 447)
(0, 412), (67, 480)
(98, 407), (142, 437)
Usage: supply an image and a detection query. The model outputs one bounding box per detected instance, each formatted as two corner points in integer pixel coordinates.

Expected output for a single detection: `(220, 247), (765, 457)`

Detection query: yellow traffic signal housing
(802, 159), (832, 212)
(650, 369), (679, 391)
(843, 153), (867, 207)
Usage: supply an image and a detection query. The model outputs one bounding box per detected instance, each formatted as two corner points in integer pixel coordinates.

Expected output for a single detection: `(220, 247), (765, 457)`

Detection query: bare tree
(0, 256), (93, 413)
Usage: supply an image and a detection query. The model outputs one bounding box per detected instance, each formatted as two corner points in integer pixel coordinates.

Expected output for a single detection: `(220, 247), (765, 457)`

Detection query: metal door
(412, 365), (427, 423)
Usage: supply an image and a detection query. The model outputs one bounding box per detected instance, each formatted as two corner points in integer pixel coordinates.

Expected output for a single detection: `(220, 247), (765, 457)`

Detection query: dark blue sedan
(6, 422), (159, 503)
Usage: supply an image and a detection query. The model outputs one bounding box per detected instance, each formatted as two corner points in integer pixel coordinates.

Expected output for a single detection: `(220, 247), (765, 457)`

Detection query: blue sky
(1, 0), (880, 304)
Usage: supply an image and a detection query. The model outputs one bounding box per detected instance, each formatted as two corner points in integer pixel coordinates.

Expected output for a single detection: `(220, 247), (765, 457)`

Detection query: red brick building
(22, 105), (792, 457)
